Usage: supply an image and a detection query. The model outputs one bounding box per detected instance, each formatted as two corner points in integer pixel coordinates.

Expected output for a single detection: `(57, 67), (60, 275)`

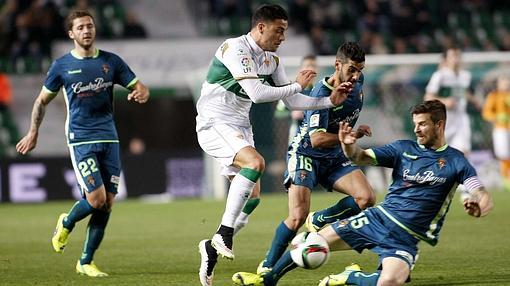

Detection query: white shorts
(493, 128), (510, 159)
(445, 112), (471, 153)
(197, 123), (254, 176)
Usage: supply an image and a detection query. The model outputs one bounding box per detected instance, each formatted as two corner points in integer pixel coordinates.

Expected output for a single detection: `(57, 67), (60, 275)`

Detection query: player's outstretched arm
(339, 121), (375, 166)
(463, 188), (493, 218)
(127, 80), (150, 104)
(16, 89), (57, 155)
(329, 82), (353, 106)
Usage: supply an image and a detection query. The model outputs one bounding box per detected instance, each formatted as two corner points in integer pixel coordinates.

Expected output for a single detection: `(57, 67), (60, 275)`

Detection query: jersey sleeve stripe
(308, 128), (326, 136)
(366, 149), (378, 165)
(463, 176), (483, 192)
(126, 77), (139, 89)
(42, 86), (59, 95)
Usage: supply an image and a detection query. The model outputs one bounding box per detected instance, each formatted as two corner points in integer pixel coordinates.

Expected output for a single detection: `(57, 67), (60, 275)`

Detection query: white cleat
(198, 239), (217, 286)
(211, 233), (234, 260)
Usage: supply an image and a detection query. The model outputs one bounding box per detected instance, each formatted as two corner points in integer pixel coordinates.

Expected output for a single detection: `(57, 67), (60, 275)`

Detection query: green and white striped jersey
(425, 67), (472, 114)
(196, 33), (292, 130)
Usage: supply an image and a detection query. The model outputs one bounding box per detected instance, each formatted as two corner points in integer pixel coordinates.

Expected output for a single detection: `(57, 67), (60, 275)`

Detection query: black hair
(336, 42), (365, 63)
(251, 4), (288, 28)
(410, 100), (447, 124)
(66, 10), (95, 31)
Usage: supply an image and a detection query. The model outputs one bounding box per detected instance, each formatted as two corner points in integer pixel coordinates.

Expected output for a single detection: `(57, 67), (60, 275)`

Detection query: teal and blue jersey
(43, 49), (138, 145)
(369, 140), (482, 246)
(289, 74), (364, 159)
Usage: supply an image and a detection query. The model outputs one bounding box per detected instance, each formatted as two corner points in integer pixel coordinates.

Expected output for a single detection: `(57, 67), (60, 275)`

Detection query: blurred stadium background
(1, 0), (509, 202)
(1, 1), (510, 285)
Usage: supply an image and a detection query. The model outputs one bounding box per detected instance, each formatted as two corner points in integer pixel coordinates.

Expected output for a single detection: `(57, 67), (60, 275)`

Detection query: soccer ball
(290, 231), (330, 269)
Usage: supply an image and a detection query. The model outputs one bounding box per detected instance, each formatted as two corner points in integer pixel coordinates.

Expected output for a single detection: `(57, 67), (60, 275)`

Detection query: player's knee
(86, 188), (107, 209)
(354, 191), (376, 209)
(88, 197), (106, 210)
(287, 210), (307, 230)
(377, 274), (407, 286)
(246, 155), (265, 173)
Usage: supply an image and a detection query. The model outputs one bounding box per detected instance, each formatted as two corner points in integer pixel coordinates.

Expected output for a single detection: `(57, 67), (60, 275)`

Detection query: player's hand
(295, 69), (317, 90)
(463, 190), (493, 217)
(443, 97), (457, 109)
(463, 200), (481, 217)
(127, 89), (149, 103)
(338, 121), (358, 145)
(329, 82), (353, 106)
(355, 124), (372, 139)
(16, 132), (38, 155)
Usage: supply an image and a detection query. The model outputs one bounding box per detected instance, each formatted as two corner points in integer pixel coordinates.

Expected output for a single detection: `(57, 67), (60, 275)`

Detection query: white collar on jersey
(245, 33), (264, 56)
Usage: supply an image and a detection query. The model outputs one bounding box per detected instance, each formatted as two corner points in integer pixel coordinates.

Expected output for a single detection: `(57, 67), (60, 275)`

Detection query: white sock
(233, 212), (250, 235)
(220, 173), (256, 228)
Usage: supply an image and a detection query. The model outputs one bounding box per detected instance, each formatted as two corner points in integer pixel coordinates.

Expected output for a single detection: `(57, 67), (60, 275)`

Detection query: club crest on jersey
(87, 175), (95, 187)
(101, 64), (110, 74)
(337, 219), (349, 228)
(438, 158), (446, 169)
(299, 171), (307, 181)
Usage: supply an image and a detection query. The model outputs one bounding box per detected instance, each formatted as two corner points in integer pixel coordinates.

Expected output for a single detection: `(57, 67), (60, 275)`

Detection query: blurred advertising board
(0, 155), (203, 203)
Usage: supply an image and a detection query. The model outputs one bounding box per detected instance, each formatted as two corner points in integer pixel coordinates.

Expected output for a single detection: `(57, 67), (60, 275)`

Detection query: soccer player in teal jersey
(16, 10), (149, 277)
(232, 100), (493, 286)
(255, 42), (376, 276)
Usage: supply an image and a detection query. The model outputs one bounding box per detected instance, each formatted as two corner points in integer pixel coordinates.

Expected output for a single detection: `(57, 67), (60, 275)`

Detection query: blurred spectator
(122, 10), (147, 38)
(482, 75), (510, 191)
(0, 73), (19, 157)
(287, 0), (311, 34)
(310, 25), (333, 55)
(358, 0), (389, 34)
(424, 46), (479, 155)
(129, 137), (146, 155)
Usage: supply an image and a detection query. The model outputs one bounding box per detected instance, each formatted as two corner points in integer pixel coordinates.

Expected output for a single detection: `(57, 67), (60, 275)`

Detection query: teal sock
(63, 199), (94, 231)
(263, 222), (296, 268)
(313, 196), (362, 228)
(79, 209), (110, 265)
(346, 270), (380, 285)
(263, 251), (297, 286)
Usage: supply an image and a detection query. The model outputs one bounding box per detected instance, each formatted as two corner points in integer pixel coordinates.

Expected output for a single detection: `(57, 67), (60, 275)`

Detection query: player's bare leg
(259, 184), (311, 273)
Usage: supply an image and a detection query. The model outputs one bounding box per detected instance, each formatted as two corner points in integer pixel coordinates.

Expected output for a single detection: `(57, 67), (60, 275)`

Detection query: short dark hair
(251, 4), (288, 28)
(411, 100), (446, 124)
(442, 45), (461, 58)
(302, 54), (316, 62)
(336, 42), (365, 63)
(66, 10), (95, 31)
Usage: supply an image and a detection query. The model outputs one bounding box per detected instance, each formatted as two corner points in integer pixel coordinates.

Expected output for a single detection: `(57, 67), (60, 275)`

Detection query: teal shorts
(69, 143), (121, 196)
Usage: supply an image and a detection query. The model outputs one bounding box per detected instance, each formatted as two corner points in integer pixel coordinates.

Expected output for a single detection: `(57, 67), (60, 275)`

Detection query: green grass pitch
(1, 191), (509, 285)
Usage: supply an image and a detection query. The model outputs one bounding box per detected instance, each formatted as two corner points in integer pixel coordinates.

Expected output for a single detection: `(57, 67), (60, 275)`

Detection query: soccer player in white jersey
(424, 46), (479, 154)
(196, 4), (350, 286)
